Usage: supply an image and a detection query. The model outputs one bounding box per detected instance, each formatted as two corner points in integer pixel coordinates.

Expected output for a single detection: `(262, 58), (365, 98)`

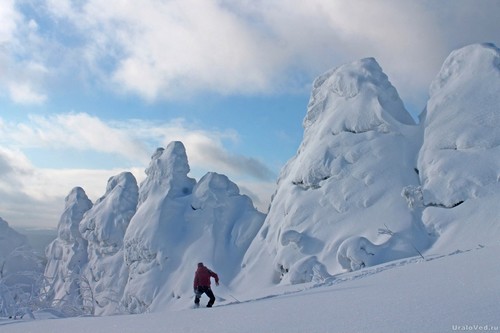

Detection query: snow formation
(122, 142), (265, 312)
(418, 43), (500, 251)
(39, 142), (264, 315)
(237, 57), (431, 288)
(79, 172), (138, 315)
(44, 187), (93, 312)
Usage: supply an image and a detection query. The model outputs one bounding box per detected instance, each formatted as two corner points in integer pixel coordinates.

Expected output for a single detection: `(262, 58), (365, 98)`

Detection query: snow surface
(2, 244), (499, 333)
(1, 42), (499, 332)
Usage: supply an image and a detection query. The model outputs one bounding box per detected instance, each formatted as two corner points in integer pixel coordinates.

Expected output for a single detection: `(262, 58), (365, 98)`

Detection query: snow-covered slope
(237, 58), (431, 289)
(418, 43), (500, 251)
(3, 244), (499, 333)
(44, 187), (93, 311)
(0, 217), (44, 317)
(121, 142), (265, 313)
(0, 217), (34, 276)
(79, 172), (138, 315)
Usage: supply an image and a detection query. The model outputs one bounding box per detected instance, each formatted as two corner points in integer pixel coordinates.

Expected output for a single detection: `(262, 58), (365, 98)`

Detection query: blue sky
(1, 0), (499, 228)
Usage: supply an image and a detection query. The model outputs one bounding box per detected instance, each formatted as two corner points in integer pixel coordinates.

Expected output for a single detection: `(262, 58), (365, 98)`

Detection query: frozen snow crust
(2, 43), (499, 320)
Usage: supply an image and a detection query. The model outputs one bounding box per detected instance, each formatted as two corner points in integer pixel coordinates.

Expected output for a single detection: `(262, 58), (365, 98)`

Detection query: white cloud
(34, 0), (498, 105)
(0, 1), (50, 105)
(0, 0), (19, 43)
(0, 145), (147, 228)
(2, 113), (150, 161)
(113, 118), (276, 181)
(1, 113), (274, 180)
(3, 0), (500, 104)
(8, 82), (47, 105)
(79, 0), (285, 99)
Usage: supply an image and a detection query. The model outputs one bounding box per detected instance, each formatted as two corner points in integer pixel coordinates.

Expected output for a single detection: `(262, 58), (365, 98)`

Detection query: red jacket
(194, 265), (219, 288)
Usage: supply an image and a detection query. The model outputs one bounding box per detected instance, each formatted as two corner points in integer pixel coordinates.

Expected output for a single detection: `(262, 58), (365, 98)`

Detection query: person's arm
(210, 270), (219, 286)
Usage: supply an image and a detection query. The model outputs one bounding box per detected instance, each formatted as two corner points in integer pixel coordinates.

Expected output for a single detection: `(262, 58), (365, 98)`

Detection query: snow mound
(237, 57), (429, 289)
(186, 172), (265, 280)
(44, 187), (93, 313)
(419, 43), (500, 208)
(79, 172), (138, 315)
(418, 43), (500, 251)
(304, 57), (414, 134)
(121, 143), (264, 313)
(122, 142), (196, 313)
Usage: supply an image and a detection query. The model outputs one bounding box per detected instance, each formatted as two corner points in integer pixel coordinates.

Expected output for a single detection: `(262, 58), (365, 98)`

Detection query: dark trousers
(195, 286), (216, 307)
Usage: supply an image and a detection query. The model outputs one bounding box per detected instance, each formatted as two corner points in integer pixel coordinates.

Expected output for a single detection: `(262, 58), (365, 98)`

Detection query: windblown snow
(1, 43), (499, 332)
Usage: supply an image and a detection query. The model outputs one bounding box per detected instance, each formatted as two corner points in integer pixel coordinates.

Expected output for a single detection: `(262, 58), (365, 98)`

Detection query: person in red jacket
(193, 262), (219, 307)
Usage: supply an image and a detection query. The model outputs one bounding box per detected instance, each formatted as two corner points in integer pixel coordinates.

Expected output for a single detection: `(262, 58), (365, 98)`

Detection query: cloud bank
(2, 0), (498, 105)
(0, 113), (275, 227)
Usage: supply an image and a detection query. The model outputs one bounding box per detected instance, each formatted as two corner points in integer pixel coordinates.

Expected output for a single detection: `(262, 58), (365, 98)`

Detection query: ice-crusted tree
(0, 218), (45, 318)
(121, 143), (265, 312)
(402, 185), (424, 210)
(43, 187), (93, 315)
(79, 172), (138, 315)
(238, 57), (431, 285)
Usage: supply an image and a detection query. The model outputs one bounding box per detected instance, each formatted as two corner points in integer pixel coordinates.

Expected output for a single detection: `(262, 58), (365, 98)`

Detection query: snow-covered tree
(79, 172), (138, 315)
(0, 217), (44, 318)
(43, 187), (92, 314)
